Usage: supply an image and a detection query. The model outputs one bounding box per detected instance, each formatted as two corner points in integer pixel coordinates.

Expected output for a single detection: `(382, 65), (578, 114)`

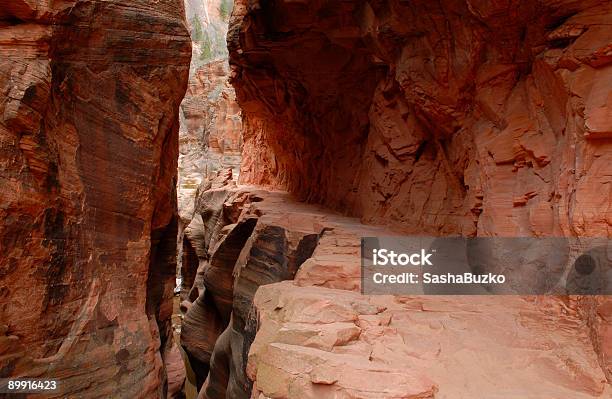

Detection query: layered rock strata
(178, 60), (242, 221)
(228, 0), (612, 236)
(181, 184), (611, 398)
(177, 3), (241, 328)
(178, 1), (612, 396)
(0, 1), (191, 397)
(178, 0), (241, 222)
(180, 177), (325, 396)
(250, 282), (610, 398)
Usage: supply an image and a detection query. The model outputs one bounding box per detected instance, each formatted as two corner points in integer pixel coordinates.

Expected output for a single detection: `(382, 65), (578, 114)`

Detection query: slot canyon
(0, 0), (611, 398)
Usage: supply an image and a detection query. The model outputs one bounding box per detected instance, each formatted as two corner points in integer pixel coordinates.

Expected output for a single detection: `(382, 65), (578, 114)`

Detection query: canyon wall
(229, 0), (612, 237)
(178, 0), (241, 222)
(0, 1), (191, 397)
(176, 2), (241, 396)
(178, 60), (242, 221)
(175, 0), (612, 397)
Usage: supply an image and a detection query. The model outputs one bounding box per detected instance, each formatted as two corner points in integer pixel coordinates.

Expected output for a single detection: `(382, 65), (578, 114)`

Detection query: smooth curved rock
(0, 1), (191, 397)
(222, 4), (612, 393)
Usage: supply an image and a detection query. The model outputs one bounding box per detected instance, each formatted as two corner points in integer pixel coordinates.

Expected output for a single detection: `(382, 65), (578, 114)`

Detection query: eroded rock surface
(178, 60), (242, 221)
(250, 282), (610, 398)
(176, 7), (242, 348)
(180, 182), (327, 397)
(0, 1), (191, 397)
(178, 0), (241, 222)
(180, 184), (611, 398)
(220, 5), (612, 393)
(229, 0), (612, 237)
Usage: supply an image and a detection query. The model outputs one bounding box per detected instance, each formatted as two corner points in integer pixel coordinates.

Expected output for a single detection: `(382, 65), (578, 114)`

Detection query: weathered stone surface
(294, 230), (363, 292)
(176, 9), (242, 368)
(210, 214), (320, 398)
(180, 176), (239, 388)
(0, 1), (191, 397)
(178, 60), (242, 221)
(167, 342), (187, 399)
(179, 185), (611, 398)
(4, 0), (608, 398)
(178, 0), (241, 223)
(222, 5), (612, 394)
(229, 0), (612, 237)
(250, 282), (611, 398)
(180, 185), (326, 397)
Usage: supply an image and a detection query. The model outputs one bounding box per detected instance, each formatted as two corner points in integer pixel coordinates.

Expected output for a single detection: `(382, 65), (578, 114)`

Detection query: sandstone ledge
(180, 182), (611, 398)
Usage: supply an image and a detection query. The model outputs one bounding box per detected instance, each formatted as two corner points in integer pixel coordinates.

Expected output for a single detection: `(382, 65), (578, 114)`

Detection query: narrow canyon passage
(175, 0), (612, 398)
(1, 0), (611, 399)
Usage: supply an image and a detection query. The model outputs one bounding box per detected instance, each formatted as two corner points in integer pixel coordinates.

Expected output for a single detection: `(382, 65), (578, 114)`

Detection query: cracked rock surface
(180, 182), (611, 398)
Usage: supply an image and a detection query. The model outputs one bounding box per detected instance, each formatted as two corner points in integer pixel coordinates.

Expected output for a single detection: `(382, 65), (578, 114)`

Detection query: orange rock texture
(250, 282), (610, 398)
(1, 0), (610, 398)
(191, 0), (612, 397)
(180, 183), (611, 398)
(229, 0), (612, 237)
(0, 1), (191, 397)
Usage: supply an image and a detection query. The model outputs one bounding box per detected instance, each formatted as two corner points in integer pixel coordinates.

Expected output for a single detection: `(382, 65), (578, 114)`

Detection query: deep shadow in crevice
(180, 217), (258, 392)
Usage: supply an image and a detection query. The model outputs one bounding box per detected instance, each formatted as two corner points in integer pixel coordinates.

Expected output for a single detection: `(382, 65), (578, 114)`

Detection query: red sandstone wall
(0, 1), (191, 397)
(229, 0), (612, 237)
(172, 2), (612, 397)
(178, 60), (242, 221)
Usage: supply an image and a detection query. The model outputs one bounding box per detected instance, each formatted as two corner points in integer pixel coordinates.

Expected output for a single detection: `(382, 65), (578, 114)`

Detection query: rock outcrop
(250, 282), (609, 398)
(180, 183), (611, 398)
(177, 5), (242, 338)
(228, 0), (612, 237)
(180, 180), (323, 397)
(3, 0), (610, 398)
(0, 1), (191, 397)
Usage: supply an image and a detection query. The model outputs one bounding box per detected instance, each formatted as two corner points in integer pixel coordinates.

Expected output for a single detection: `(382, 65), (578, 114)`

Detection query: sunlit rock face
(178, 60), (242, 221)
(178, 0), (241, 222)
(176, 9), (242, 376)
(229, 0), (612, 237)
(0, 1), (191, 397)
